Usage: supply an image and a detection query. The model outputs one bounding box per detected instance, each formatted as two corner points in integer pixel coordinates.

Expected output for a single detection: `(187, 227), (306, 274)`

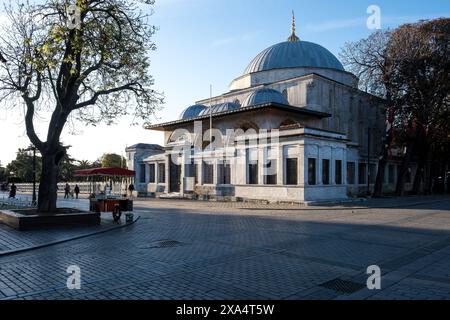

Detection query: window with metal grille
(322, 159), (330, 185)
(149, 164), (155, 183)
(264, 159), (277, 185)
(218, 161), (231, 185)
(308, 158), (316, 185)
(335, 160), (342, 185)
(358, 163), (366, 185)
(286, 158), (298, 185)
(203, 161), (214, 184)
(158, 163), (165, 183)
(248, 162), (258, 185)
(247, 149), (258, 185)
(139, 164), (146, 183)
(347, 162), (356, 185)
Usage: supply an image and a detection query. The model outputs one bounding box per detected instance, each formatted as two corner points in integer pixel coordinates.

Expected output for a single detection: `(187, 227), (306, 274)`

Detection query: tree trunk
(395, 127), (423, 196)
(411, 143), (429, 195)
(37, 153), (59, 213)
(373, 157), (387, 198)
(374, 129), (393, 197)
(424, 144), (435, 194)
(411, 159), (425, 195)
(395, 143), (414, 196)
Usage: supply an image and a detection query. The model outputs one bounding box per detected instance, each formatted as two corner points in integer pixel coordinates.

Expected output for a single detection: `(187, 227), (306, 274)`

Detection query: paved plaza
(0, 195), (449, 300)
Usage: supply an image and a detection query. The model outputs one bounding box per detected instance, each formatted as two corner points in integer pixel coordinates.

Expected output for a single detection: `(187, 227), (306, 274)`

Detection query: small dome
(244, 41), (344, 75)
(242, 88), (289, 107)
(198, 102), (240, 116)
(179, 104), (207, 119)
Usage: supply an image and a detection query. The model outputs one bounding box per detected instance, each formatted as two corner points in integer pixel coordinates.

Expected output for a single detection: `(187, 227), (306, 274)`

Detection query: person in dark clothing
(128, 183), (135, 198)
(74, 184), (80, 199)
(64, 183), (71, 199)
(9, 183), (17, 199)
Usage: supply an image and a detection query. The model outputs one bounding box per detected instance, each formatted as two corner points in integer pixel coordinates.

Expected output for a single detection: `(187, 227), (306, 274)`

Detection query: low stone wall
(14, 182), (128, 195)
(234, 185), (306, 202)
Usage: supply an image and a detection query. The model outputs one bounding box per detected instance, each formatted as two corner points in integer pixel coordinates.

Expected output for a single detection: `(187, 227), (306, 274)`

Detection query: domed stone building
(128, 16), (396, 203)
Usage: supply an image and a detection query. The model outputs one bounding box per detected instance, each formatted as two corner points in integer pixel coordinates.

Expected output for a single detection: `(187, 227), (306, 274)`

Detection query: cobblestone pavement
(0, 196), (449, 300)
(0, 195), (130, 255)
(0, 215), (128, 256)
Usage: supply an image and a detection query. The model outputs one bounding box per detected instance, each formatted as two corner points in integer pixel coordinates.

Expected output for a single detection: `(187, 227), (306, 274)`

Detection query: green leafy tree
(0, 0), (163, 212)
(5, 149), (42, 183)
(58, 153), (77, 182)
(100, 153), (127, 168)
(0, 166), (7, 182)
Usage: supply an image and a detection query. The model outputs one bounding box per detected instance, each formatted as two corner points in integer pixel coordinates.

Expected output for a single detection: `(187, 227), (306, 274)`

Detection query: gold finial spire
(288, 10), (300, 42)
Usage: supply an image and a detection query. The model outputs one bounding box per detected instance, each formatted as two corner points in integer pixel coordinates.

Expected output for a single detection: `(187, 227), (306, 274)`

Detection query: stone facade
(127, 33), (416, 203)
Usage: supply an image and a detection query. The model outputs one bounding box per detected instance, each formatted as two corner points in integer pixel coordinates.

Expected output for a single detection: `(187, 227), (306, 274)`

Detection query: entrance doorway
(169, 162), (181, 193)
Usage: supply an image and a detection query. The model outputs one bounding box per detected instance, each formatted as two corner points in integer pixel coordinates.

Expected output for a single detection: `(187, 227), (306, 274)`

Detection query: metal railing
(12, 182), (129, 195)
(0, 195), (37, 209)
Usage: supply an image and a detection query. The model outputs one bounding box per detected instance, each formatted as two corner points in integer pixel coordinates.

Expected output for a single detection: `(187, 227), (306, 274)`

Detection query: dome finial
(288, 10), (300, 42)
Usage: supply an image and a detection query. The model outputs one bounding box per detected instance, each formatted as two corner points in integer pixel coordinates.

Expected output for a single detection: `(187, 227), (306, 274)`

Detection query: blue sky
(0, 0), (449, 166)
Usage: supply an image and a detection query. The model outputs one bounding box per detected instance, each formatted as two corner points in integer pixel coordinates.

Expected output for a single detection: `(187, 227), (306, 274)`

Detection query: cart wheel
(112, 206), (122, 222)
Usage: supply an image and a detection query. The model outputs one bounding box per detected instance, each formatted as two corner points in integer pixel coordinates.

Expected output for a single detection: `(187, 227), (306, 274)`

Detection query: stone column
(213, 158), (218, 185)
(277, 145), (284, 185)
(180, 154), (185, 196)
(198, 157), (203, 185)
(155, 161), (159, 187)
(258, 147), (265, 185)
(299, 143), (305, 186)
(165, 154), (170, 193)
(331, 147), (336, 185)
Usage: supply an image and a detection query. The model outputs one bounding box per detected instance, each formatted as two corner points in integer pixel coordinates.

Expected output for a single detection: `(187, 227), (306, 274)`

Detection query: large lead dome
(243, 12), (344, 75)
(244, 40), (344, 75)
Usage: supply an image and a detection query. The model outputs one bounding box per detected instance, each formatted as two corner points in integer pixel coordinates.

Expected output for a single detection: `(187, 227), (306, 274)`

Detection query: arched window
(235, 120), (259, 132)
(168, 130), (190, 144)
(233, 99), (241, 106)
(279, 119), (300, 130)
(234, 121), (260, 148)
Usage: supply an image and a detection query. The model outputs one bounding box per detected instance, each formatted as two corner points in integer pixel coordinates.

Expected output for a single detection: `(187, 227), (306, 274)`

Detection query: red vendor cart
(74, 167), (135, 222)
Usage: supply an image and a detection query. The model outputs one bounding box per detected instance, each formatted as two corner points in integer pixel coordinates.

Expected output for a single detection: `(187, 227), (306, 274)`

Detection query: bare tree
(387, 18), (450, 195)
(340, 30), (395, 197)
(341, 19), (450, 197)
(0, 0), (163, 212)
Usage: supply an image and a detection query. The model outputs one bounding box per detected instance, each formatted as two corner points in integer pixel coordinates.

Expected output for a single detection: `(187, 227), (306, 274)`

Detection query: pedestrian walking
(9, 183), (17, 199)
(128, 183), (135, 199)
(64, 183), (71, 199)
(74, 184), (80, 199)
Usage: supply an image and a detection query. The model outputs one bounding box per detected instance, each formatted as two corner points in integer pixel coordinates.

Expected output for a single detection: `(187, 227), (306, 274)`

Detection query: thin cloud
(304, 17), (365, 32)
(304, 14), (449, 33)
(211, 33), (257, 47)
